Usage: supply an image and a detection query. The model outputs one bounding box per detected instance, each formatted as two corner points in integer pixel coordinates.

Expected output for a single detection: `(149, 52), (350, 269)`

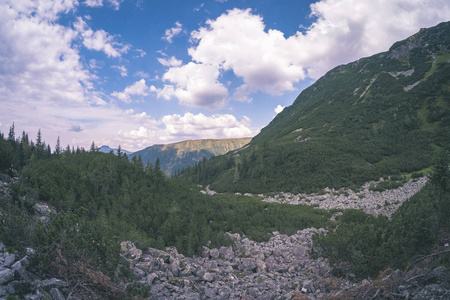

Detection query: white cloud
(74, 17), (130, 58)
(189, 8), (305, 98)
(174, 2), (450, 106)
(0, 0), (89, 106)
(111, 79), (149, 103)
(159, 62), (228, 109)
(112, 65), (128, 77)
(163, 21), (183, 43)
(5, 0), (78, 22)
(84, 0), (103, 7)
(106, 0), (123, 10)
(135, 49), (146, 57)
(274, 105), (285, 114)
(293, 0), (450, 79)
(162, 113), (253, 140)
(134, 71), (150, 78)
(83, 0), (123, 10)
(157, 56), (183, 67)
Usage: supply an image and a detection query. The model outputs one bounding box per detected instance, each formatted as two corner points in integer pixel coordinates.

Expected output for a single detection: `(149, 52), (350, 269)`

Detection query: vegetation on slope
(180, 21), (450, 194)
(0, 126), (330, 289)
(129, 137), (251, 176)
(312, 149), (450, 279)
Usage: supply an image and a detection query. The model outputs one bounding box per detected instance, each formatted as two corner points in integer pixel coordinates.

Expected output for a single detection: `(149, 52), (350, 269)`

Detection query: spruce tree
(8, 122), (15, 143)
(55, 136), (62, 155)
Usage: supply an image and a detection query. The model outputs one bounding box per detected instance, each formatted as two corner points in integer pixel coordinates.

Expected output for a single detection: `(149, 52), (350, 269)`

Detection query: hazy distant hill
(129, 138), (251, 176)
(98, 145), (132, 156)
(182, 21), (450, 193)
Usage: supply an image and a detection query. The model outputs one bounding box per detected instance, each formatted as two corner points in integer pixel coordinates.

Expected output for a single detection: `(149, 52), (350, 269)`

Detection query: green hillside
(129, 137), (251, 176)
(181, 21), (450, 194)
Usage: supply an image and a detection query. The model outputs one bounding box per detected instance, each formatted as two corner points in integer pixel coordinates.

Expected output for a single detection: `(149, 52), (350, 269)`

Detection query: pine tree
(36, 129), (44, 158)
(90, 141), (96, 152)
(8, 122), (15, 142)
(46, 145), (51, 158)
(55, 136), (62, 155)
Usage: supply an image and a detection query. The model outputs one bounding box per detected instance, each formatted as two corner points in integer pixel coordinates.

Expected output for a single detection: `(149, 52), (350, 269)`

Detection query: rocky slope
(120, 228), (449, 299)
(117, 177), (448, 300)
(261, 177), (428, 218)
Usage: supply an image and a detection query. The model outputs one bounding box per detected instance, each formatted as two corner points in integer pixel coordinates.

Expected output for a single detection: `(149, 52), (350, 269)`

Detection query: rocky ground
(120, 228), (348, 299)
(0, 243), (69, 300)
(120, 229), (450, 299)
(254, 177), (427, 218)
(1, 175), (449, 299)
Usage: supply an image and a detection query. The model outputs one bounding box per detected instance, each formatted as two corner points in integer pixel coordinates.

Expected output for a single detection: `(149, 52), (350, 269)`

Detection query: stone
(50, 288), (66, 300)
(202, 247), (210, 258)
(239, 258), (257, 273)
(12, 256), (30, 270)
(150, 283), (166, 294)
(203, 272), (213, 282)
(412, 284), (448, 299)
(209, 248), (219, 259)
(3, 253), (16, 267)
(132, 267), (145, 279)
(0, 269), (15, 285)
(34, 203), (54, 216)
(38, 278), (69, 289)
(171, 263), (180, 277)
(219, 246), (234, 260)
(120, 241), (142, 261)
(302, 280), (316, 293)
(146, 272), (158, 284)
(204, 287), (217, 298)
(0, 286), (7, 296)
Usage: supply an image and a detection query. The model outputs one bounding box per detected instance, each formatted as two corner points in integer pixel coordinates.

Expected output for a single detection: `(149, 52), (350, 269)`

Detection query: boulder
(3, 253), (16, 267)
(38, 278), (69, 289)
(209, 248), (220, 259)
(120, 241), (142, 261)
(239, 258), (257, 274)
(203, 272), (213, 282)
(0, 269), (15, 285)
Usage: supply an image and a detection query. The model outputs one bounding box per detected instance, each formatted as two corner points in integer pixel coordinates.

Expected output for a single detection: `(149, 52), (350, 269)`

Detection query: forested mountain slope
(181, 21), (450, 194)
(129, 137), (251, 176)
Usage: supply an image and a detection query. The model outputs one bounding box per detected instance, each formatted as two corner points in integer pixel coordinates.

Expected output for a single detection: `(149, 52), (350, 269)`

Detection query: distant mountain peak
(129, 137), (252, 176)
(98, 145), (131, 156)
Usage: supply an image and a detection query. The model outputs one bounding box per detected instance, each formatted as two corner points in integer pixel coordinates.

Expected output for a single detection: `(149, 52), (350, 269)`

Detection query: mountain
(181, 21), (450, 194)
(98, 145), (132, 156)
(129, 137), (251, 176)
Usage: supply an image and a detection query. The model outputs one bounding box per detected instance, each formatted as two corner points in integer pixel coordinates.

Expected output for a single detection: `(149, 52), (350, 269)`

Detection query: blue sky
(1, 0), (450, 151)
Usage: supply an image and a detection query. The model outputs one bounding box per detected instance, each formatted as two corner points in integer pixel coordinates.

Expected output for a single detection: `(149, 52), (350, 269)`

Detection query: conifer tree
(36, 129), (44, 158)
(8, 122), (15, 143)
(90, 141), (96, 152)
(55, 136), (62, 155)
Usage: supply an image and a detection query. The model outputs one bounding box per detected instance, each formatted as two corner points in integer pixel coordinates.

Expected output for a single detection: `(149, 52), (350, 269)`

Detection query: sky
(1, 0), (450, 152)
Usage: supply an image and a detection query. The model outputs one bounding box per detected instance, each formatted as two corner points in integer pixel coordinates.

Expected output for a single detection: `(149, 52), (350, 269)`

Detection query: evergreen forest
(0, 126), (330, 283)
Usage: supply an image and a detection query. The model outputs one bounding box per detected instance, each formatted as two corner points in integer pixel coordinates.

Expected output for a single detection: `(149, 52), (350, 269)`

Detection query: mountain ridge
(129, 137), (251, 176)
(181, 21), (450, 194)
